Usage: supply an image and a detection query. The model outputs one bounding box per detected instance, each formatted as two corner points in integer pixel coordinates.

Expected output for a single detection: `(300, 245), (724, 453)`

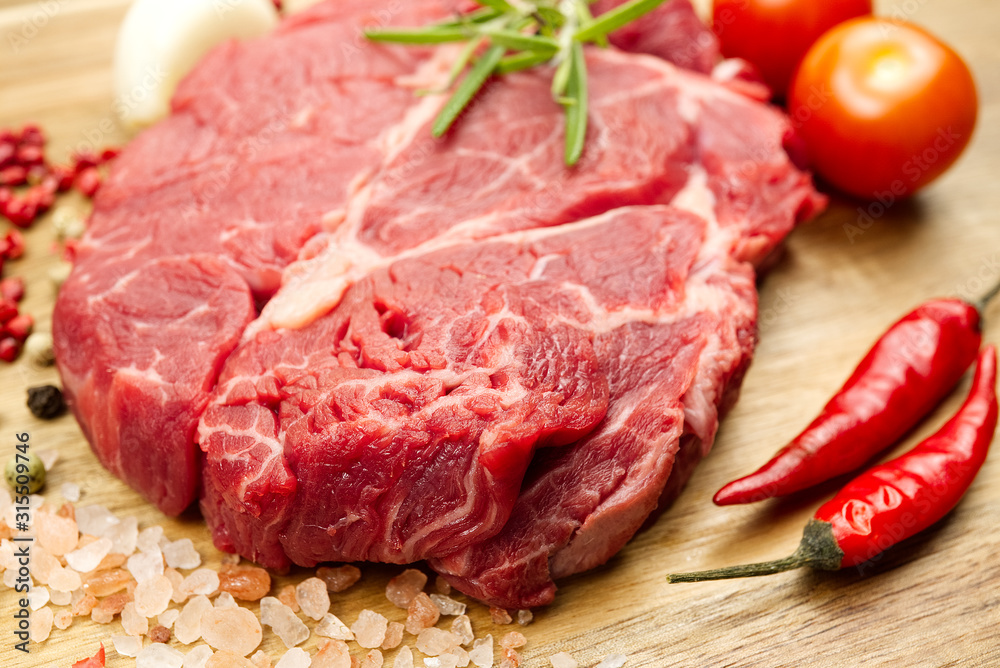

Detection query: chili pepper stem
(666, 519), (844, 583)
(974, 276), (1000, 313)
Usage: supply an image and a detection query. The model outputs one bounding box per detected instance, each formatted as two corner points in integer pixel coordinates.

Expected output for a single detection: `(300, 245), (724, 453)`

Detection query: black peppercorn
(27, 384), (66, 419)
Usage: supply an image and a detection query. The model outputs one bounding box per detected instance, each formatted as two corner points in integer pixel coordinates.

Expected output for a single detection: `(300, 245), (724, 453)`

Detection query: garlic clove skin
(114, 0), (279, 129)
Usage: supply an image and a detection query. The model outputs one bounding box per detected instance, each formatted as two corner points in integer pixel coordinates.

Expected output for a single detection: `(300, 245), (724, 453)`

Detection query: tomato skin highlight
(789, 18), (978, 201)
(712, 0), (872, 99)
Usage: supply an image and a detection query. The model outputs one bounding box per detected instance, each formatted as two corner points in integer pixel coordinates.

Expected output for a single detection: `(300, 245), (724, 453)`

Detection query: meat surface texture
(53, 0), (825, 607)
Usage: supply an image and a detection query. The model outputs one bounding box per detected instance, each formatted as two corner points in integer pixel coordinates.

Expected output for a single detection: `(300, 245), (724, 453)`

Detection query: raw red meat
(53, 0), (825, 606)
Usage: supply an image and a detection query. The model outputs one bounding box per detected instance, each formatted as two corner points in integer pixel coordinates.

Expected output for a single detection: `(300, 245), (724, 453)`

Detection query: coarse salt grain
(312, 638), (352, 668)
(381, 621), (404, 650)
(28, 586), (50, 610)
(489, 607), (512, 625)
(315, 613), (354, 641)
(386, 568), (427, 608)
(29, 605), (53, 642)
(75, 505), (118, 539)
(137, 642), (185, 668)
(259, 596), (309, 648)
(434, 576), (451, 595)
(137, 526), (165, 553)
(430, 594), (466, 616)
(249, 650), (272, 668)
(160, 608), (181, 629)
(50, 588), (72, 605)
(113, 633), (143, 657)
(548, 652), (578, 668)
(164, 538), (202, 569)
(516, 610), (532, 626)
(36, 511), (78, 556)
(394, 646), (414, 668)
(451, 616), (474, 646)
(215, 592), (238, 608)
(60, 482), (81, 502)
(315, 565), (361, 593)
(84, 567), (133, 597)
(166, 567), (189, 604)
(106, 515), (140, 555)
(150, 625), (172, 643)
(218, 564), (270, 601)
(29, 545), (59, 583)
(123, 601), (150, 635)
(65, 536), (113, 573)
(416, 627), (461, 656)
(128, 550), (165, 583)
(206, 650), (255, 667)
(175, 595), (214, 644)
(135, 574), (174, 617)
(295, 577), (330, 621)
(49, 565), (83, 593)
(277, 584), (299, 612)
(500, 631), (526, 649)
(37, 448), (59, 471)
(469, 636), (493, 668)
(361, 649), (384, 668)
(352, 609), (389, 649)
(185, 645), (215, 668)
(405, 593), (439, 635)
(592, 654), (627, 668)
(424, 657), (458, 668)
(274, 647), (310, 668)
(54, 608), (73, 630)
(200, 606), (263, 656)
(183, 568), (221, 597)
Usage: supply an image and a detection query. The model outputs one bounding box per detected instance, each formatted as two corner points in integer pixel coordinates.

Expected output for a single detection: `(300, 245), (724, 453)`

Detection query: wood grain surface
(2, 1), (999, 666)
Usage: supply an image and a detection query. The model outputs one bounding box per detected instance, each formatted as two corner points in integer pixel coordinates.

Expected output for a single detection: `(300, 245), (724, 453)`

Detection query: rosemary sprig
(365, 0), (667, 166)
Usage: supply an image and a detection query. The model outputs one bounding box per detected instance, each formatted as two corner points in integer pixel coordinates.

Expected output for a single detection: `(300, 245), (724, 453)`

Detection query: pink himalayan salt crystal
(60, 482), (81, 502)
(205, 650), (254, 668)
(469, 636), (493, 668)
(85, 567), (133, 597)
(316, 613), (354, 641)
(381, 622), (404, 650)
(37, 510), (78, 556)
(404, 593), (439, 635)
(434, 576), (451, 595)
(516, 610), (533, 627)
(500, 632), (526, 650)
(128, 550), (165, 583)
(259, 596), (309, 648)
(201, 606), (263, 656)
(136, 525), (165, 553)
(163, 538), (201, 569)
(416, 628), (462, 656)
(277, 584), (299, 612)
(386, 569), (427, 608)
(185, 645), (215, 668)
(352, 609), (389, 649)
(250, 650), (272, 668)
(50, 588), (73, 606)
(92, 592), (131, 624)
(65, 536), (113, 573)
(429, 594), (465, 616)
(28, 586), (50, 610)
(29, 545), (60, 583)
(122, 601), (150, 636)
(360, 649), (384, 668)
(498, 652), (520, 668)
(221, 553), (240, 565)
(218, 564), (270, 601)
(49, 565), (83, 593)
(182, 568), (221, 597)
(316, 565), (361, 593)
(215, 592), (238, 608)
(593, 655), (627, 668)
(72, 592), (99, 617)
(423, 656), (459, 668)
(489, 607), (512, 625)
(548, 652), (578, 668)
(312, 638), (352, 668)
(150, 625), (172, 643)
(451, 616), (474, 647)
(166, 567), (188, 604)
(37, 448), (59, 471)
(393, 646), (414, 668)
(106, 516), (140, 555)
(54, 608), (73, 630)
(30, 605), (54, 642)
(175, 595), (214, 644)
(274, 648), (310, 668)
(295, 577), (330, 621)
(160, 608), (181, 629)
(135, 574), (174, 617)
(137, 643), (186, 667)
(112, 634), (142, 658)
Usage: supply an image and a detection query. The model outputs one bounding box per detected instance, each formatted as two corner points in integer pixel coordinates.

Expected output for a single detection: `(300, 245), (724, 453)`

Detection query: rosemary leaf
(563, 41), (588, 166)
(551, 56), (572, 100)
(482, 29), (560, 53)
(497, 51), (555, 75)
(574, 0), (668, 42)
(437, 7), (503, 27)
(473, 0), (517, 13)
(365, 26), (470, 44)
(433, 44), (507, 138)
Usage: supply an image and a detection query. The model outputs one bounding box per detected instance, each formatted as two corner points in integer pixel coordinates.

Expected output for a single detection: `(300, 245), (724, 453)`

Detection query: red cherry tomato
(712, 0), (872, 99)
(788, 18), (978, 201)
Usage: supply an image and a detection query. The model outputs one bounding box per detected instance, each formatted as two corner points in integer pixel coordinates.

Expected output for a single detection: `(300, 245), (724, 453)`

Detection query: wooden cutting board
(2, 1), (999, 666)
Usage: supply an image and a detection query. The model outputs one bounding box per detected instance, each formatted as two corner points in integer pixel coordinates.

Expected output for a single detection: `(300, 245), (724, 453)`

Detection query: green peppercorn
(4, 452), (46, 494)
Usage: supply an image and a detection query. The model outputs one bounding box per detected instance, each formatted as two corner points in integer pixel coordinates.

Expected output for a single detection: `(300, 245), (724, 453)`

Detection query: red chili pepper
(714, 298), (982, 505)
(668, 345), (997, 583)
